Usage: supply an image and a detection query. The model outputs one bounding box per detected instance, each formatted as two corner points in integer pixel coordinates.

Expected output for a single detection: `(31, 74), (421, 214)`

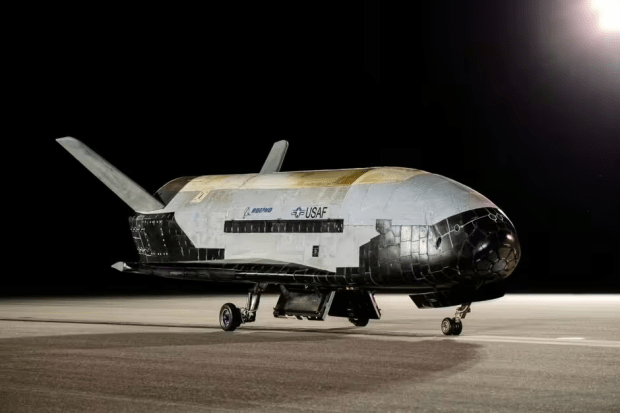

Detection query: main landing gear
(441, 302), (471, 336)
(219, 283), (267, 331)
(348, 316), (370, 327)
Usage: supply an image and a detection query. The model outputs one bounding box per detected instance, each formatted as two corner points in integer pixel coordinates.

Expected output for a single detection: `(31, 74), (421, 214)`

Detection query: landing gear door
(328, 290), (381, 320)
(273, 288), (336, 320)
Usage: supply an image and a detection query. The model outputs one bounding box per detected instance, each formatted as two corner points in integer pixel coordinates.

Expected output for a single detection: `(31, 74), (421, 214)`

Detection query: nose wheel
(441, 303), (471, 336)
(441, 317), (463, 335)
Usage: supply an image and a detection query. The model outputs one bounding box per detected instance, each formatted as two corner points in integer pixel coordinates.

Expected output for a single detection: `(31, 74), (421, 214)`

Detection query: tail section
(56, 137), (164, 212)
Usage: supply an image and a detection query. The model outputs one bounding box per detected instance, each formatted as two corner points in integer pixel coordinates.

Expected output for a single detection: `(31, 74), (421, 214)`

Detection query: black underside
(409, 280), (506, 308)
(125, 207), (519, 306)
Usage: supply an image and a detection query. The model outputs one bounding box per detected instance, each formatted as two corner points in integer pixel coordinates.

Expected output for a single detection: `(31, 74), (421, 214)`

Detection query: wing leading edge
(111, 259), (335, 286)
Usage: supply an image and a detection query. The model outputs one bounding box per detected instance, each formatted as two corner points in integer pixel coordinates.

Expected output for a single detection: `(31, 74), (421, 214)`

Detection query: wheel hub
(221, 309), (231, 327)
(441, 318), (452, 335)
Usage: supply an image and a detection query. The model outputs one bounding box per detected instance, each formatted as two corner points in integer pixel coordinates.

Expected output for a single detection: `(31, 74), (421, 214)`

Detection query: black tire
(233, 307), (243, 328)
(441, 317), (453, 335)
(349, 317), (370, 327)
(451, 318), (463, 336)
(220, 303), (241, 331)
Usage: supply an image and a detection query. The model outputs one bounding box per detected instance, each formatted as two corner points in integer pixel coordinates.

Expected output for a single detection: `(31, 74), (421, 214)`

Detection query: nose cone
(467, 212), (520, 279)
(473, 214), (521, 278)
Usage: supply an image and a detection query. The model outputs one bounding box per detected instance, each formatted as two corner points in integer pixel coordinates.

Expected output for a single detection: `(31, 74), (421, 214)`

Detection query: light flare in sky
(591, 0), (620, 31)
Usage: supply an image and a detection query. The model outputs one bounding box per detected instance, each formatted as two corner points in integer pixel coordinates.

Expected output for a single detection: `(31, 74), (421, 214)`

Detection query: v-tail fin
(56, 137), (164, 212)
(260, 140), (288, 174)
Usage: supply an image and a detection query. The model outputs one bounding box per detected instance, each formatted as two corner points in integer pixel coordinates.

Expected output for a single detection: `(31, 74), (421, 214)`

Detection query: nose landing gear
(441, 302), (471, 336)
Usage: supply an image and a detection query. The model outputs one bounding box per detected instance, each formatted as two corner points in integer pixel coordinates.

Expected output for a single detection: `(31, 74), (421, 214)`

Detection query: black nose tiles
(459, 210), (520, 280)
(363, 219), (453, 286)
(359, 208), (520, 287)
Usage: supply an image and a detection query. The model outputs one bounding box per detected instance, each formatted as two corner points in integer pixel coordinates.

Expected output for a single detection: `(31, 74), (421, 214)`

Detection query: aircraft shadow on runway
(0, 331), (481, 377)
(0, 330), (486, 409)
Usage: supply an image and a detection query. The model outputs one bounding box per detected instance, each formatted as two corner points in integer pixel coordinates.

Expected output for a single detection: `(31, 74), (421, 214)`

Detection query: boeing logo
(244, 207), (273, 218)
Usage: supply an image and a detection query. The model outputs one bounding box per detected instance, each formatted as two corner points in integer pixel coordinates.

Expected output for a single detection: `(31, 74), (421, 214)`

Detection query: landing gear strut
(441, 302), (471, 336)
(219, 283), (267, 331)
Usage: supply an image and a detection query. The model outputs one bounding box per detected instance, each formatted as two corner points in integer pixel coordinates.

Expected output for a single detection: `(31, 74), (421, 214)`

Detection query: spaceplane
(57, 137), (520, 335)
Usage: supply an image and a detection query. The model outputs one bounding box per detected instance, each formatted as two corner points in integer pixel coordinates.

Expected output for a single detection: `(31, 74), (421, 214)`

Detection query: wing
(112, 258), (334, 286)
(113, 258), (382, 321)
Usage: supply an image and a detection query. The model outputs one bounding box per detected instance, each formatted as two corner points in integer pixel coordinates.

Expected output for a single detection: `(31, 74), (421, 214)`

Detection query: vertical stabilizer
(260, 140), (288, 174)
(56, 137), (164, 212)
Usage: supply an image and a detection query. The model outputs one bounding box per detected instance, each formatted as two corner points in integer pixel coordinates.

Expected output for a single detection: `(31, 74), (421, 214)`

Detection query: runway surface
(1, 294), (619, 412)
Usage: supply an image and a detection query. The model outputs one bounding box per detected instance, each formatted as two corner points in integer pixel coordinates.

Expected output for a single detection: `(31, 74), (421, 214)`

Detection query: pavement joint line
(1, 317), (620, 348)
(0, 318), (211, 330)
(0, 317), (433, 337)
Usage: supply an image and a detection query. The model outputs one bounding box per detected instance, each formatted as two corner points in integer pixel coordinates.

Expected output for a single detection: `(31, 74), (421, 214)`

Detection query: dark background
(6, 1), (618, 295)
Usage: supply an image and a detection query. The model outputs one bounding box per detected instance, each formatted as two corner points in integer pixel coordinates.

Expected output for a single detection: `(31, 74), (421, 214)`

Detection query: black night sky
(8, 1), (619, 295)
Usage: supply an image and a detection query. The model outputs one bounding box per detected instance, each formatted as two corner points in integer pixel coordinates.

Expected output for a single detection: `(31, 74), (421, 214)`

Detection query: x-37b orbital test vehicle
(58, 137), (521, 335)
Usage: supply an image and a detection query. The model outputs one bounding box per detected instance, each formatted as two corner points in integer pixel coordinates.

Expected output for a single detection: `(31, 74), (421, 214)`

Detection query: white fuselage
(147, 167), (496, 271)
